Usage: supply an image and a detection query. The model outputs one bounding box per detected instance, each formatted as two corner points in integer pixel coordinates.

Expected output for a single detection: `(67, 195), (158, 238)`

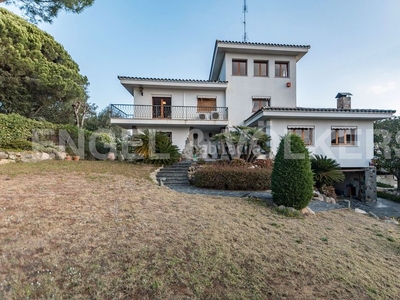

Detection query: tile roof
(216, 40), (311, 49)
(261, 107), (396, 114)
(118, 76), (227, 84)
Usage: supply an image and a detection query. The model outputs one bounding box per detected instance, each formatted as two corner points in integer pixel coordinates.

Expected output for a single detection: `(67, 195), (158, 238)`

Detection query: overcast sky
(4, 0), (400, 114)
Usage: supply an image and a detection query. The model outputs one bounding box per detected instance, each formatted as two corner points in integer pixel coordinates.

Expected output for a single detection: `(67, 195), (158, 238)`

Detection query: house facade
(111, 40), (396, 201)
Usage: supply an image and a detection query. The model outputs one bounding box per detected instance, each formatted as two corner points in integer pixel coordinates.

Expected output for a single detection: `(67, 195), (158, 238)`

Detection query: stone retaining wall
(0, 150), (66, 164)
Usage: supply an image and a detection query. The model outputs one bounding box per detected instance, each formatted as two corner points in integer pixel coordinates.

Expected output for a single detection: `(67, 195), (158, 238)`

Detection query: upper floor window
(288, 126), (314, 146)
(254, 61), (268, 77)
(275, 62), (289, 77)
(252, 97), (270, 112)
(331, 126), (357, 146)
(197, 97), (216, 112)
(232, 59), (247, 76)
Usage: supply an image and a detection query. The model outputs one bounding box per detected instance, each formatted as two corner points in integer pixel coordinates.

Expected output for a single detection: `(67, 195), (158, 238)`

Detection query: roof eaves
(118, 76), (228, 84)
(216, 40), (311, 49)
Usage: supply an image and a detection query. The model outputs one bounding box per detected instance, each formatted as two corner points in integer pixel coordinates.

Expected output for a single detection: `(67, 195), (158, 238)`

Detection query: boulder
(0, 152), (8, 159)
(355, 208), (367, 214)
(301, 207), (316, 216)
(40, 152), (51, 160)
(0, 159), (14, 165)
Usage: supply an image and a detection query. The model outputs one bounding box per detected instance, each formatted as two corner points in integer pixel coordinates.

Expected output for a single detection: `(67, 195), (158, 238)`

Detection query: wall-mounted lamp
(139, 86), (144, 96)
(162, 100), (167, 105)
(286, 82), (291, 88)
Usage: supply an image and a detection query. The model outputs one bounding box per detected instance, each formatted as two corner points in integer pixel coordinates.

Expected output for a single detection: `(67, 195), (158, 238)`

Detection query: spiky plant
(134, 129), (180, 165)
(310, 154), (345, 188)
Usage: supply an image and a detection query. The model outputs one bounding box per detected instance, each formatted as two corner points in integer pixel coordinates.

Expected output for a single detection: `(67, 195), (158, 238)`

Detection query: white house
(111, 40), (395, 201)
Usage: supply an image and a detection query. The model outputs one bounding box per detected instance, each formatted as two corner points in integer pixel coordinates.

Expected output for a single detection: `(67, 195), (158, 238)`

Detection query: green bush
(271, 134), (314, 210)
(377, 191), (400, 203)
(0, 113), (57, 148)
(377, 182), (394, 188)
(194, 165), (271, 190)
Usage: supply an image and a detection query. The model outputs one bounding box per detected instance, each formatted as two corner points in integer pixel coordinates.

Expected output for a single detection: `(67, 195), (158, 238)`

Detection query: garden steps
(156, 161), (192, 186)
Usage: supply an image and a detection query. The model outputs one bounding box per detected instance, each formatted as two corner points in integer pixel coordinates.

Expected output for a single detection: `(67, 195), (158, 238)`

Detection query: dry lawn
(0, 160), (399, 299)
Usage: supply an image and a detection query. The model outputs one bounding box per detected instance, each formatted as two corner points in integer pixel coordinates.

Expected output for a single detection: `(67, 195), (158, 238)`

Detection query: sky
(4, 0), (400, 114)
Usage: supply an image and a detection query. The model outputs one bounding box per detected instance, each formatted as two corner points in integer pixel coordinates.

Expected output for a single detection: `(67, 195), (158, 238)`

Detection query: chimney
(336, 92), (352, 109)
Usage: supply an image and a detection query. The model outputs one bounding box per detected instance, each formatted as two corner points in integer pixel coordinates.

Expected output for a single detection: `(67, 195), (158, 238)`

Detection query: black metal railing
(111, 104), (228, 121)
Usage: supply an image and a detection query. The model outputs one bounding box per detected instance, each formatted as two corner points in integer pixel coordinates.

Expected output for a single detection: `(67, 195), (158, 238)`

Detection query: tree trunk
(223, 143), (232, 161)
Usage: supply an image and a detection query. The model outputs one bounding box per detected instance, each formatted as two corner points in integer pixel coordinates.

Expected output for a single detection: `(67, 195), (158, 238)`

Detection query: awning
(331, 126), (357, 130)
(287, 125), (315, 129)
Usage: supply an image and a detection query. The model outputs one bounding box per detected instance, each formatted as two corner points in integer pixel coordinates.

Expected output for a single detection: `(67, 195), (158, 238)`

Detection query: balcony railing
(111, 104), (228, 121)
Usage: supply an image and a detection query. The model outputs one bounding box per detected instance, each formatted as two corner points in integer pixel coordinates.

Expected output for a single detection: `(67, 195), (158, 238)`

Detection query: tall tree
(374, 117), (400, 192)
(0, 0), (94, 23)
(0, 8), (89, 123)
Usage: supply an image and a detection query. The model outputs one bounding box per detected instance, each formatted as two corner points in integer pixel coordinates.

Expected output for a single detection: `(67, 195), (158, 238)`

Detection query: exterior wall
(132, 87), (226, 107)
(268, 118), (374, 168)
(135, 126), (190, 152)
(223, 53), (298, 125)
(219, 59), (226, 81)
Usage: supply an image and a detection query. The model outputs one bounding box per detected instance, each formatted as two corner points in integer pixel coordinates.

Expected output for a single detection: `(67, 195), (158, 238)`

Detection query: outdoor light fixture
(139, 86), (144, 96)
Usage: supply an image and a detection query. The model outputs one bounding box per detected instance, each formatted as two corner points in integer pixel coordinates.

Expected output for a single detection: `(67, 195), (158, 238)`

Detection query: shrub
(254, 158), (274, 169)
(377, 182), (394, 188)
(212, 160), (230, 167)
(271, 134), (314, 210)
(195, 165), (271, 190)
(377, 191), (400, 203)
(229, 158), (252, 168)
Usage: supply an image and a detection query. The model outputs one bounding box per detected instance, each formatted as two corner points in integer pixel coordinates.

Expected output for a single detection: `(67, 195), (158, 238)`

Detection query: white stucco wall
(132, 87), (226, 107)
(268, 119), (374, 168)
(222, 53), (298, 125)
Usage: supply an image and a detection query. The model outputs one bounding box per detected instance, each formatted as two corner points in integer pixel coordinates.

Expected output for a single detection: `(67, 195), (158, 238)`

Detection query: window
(197, 97), (216, 112)
(288, 126), (314, 146)
(275, 62), (289, 77)
(252, 97), (270, 112)
(331, 126), (357, 145)
(254, 61), (268, 76)
(232, 59), (247, 76)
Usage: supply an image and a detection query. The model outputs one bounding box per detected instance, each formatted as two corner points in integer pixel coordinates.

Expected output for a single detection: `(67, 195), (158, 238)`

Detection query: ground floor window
(288, 126), (314, 146)
(331, 126), (357, 145)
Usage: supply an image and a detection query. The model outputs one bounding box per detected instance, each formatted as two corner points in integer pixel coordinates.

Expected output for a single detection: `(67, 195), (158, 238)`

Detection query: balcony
(111, 104), (229, 121)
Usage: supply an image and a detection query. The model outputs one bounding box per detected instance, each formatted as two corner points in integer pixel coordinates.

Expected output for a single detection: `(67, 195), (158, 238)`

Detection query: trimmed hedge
(377, 191), (400, 203)
(194, 166), (271, 190)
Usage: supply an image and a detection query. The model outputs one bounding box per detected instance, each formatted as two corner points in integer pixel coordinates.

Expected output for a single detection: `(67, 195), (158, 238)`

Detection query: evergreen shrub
(271, 134), (314, 209)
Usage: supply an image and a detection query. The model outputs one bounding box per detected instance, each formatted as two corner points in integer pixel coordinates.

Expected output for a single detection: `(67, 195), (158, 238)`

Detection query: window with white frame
(331, 126), (357, 145)
(288, 125), (315, 146)
(232, 59), (247, 76)
(252, 97), (271, 112)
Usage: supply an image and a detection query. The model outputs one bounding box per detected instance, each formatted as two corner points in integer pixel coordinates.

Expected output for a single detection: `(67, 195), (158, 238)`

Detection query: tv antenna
(243, 0), (248, 42)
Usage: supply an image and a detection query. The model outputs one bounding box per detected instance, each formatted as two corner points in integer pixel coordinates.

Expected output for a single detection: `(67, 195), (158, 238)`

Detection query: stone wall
(0, 150), (66, 165)
(364, 167), (377, 202)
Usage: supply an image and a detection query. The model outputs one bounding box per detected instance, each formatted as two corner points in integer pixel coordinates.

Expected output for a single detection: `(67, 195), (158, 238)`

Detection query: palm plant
(310, 154), (345, 188)
(134, 129), (180, 165)
(211, 126), (270, 162)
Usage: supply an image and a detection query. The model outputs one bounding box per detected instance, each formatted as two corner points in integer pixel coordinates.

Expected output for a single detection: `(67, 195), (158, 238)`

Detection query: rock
(40, 152), (51, 160)
(301, 207), (316, 216)
(0, 159), (14, 165)
(107, 152), (116, 161)
(287, 207), (297, 214)
(326, 197), (336, 204)
(355, 208), (367, 214)
(384, 219), (399, 225)
(278, 205), (286, 210)
(0, 152), (8, 159)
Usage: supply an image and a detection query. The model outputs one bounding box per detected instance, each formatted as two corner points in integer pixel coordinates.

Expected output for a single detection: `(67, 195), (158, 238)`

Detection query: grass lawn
(1, 160), (399, 299)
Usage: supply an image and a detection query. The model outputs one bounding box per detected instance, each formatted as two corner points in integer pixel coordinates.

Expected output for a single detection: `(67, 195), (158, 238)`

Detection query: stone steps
(156, 161), (192, 186)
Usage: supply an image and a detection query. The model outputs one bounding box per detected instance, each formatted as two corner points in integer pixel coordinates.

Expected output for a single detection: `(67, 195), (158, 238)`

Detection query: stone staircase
(156, 160), (193, 186)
